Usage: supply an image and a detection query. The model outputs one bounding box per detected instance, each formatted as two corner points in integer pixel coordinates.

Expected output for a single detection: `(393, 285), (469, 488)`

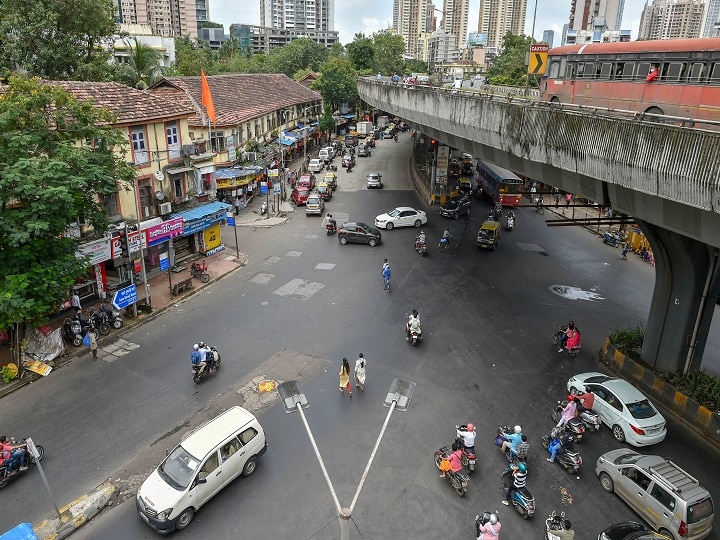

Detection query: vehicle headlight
(157, 508), (173, 520)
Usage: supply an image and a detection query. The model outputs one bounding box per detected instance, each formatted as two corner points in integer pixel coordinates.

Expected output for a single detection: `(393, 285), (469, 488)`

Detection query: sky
(209, 0), (644, 48)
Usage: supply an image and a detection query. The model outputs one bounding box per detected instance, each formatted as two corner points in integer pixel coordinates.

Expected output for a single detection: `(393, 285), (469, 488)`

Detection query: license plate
(469, 460), (476, 465)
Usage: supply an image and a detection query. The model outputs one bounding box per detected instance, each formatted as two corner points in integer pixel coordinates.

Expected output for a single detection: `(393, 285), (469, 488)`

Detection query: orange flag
(200, 70), (217, 126)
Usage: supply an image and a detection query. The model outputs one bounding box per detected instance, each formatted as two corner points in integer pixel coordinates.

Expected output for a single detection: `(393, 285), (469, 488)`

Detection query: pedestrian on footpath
(621, 241), (630, 260)
(71, 291), (81, 314)
(339, 358), (352, 397)
(88, 331), (98, 361)
(565, 193), (573, 208)
(554, 192), (561, 208)
(354, 354), (366, 391)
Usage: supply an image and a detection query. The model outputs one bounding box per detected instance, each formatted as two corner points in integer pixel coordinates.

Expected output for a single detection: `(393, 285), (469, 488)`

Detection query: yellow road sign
(528, 44), (549, 75)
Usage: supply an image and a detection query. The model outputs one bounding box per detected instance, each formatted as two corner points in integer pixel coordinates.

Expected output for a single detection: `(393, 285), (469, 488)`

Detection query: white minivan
(319, 146), (334, 163)
(136, 406), (267, 534)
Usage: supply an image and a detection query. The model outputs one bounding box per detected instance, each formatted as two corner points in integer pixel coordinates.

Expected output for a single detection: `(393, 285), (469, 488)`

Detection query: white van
(319, 147), (334, 163)
(136, 406), (267, 534)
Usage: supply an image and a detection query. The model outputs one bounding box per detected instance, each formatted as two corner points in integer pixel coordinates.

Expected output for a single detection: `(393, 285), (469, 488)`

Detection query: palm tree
(219, 35), (240, 60)
(121, 37), (163, 89)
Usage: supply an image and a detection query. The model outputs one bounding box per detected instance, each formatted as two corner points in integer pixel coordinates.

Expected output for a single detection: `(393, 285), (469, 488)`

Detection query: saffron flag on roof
(200, 70), (217, 126)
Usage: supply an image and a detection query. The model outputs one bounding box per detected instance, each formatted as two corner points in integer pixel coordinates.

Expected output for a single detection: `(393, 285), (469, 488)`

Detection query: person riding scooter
(198, 341), (216, 370)
(415, 231), (427, 251)
(456, 423), (476, 453)
(406, 309), (422, 339)
(191, 344), (206, 372)
(323, 213), (337, 233)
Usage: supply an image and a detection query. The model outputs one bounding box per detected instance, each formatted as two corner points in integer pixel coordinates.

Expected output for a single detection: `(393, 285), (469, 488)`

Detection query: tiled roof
(151, 73), (323, 128)
(50, 81), (195, 125)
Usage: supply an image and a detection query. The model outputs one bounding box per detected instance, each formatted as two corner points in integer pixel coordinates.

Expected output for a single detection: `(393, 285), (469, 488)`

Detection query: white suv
(308, 158), (324, 173)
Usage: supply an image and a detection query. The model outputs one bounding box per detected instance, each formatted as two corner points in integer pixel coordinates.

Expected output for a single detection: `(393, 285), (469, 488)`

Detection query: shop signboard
(183, 209), (227, 236)
(226, 213), (235, 226)
(76, 238), (112, 265)
(159, 252), (169, 271)
(274, 181), (281, 194)
(145, 217), (184, 247)
(112, 284), (138, 309)
(227, 135), (236, 162)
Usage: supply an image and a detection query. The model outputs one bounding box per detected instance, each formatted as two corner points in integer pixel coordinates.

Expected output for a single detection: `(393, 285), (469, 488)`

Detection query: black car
(597, 522), (671, 540)
(440, 197), (471, 219)
(338, 222), (382, 247)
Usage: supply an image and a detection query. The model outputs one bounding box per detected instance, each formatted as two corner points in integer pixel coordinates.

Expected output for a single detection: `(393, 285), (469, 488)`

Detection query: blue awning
(342, 114), (355, 119)
(172, 202), (231, 221)
(215, 166), (262, 179)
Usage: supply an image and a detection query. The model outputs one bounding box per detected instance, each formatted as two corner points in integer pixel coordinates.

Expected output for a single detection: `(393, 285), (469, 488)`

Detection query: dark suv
(440, 197), (471, 219)
(338, 222), (382, 247)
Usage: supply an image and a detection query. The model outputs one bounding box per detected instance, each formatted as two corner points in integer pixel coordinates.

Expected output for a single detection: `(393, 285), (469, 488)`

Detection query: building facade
(229, 24), (339, 54)
(426, 1), (439, 31)
(701, 0), (720, 36)
(114, 24), (177, 67)
(477, 0), (527, 51)
(260, 0), (335, 31)
(442, 0), (470, 50)
(393, 0), (429, 56)
(638, 0), (705, 39)
(542, 29), (555, 46)
(563, 27), (631, 44)
(568, 0), (625, 32)
(114, 0), (204, 39)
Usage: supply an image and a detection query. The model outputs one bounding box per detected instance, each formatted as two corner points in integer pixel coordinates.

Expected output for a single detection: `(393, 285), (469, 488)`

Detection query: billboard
(468, 33), (487, 46)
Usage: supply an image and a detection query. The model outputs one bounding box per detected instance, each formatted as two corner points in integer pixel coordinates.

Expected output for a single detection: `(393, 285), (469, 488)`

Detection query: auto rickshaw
(476, 221), (501, 251)
(458, 177), (472, 197)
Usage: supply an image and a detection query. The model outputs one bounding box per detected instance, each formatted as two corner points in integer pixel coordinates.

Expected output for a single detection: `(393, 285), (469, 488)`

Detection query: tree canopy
(0, 76), (136, 330)
(347, 34), (375, 72)
(266, 38), (329, 78)
(372, 30), (406, 75)
(312, 57), (358, 113)
(486, 32), (539, 87)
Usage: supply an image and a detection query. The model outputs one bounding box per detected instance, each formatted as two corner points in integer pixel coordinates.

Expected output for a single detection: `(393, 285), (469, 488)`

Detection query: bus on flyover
(476, 160), (523, 207)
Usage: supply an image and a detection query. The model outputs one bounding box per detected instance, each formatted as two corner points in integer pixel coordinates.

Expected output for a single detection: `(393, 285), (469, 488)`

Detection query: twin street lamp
(277, 378), (416, 540)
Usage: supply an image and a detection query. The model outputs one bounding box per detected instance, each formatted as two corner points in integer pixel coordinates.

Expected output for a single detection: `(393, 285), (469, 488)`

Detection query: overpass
(358, 78), (720, 374)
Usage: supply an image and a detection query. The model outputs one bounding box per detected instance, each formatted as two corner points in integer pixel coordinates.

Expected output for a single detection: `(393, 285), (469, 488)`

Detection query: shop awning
(342, 113), (356, 119)
(166, 166), (193, 174)
(172, 202), (232, 222)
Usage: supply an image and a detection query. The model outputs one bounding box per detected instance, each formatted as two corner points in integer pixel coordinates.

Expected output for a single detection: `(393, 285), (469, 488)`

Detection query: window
(221, 437), (242, 462)
(709, 63), (720, 82)
(166, 121), (180, 159)
(637, 62), (651, 81)
(210, 131), (225, 152)
(102, 193), (119, 217)
(566, 63), (577, 79)
(625, 468), (651, 490)
(650, 484), (676, 511)
(138, 183), (153, 218)
(665, 62), (686, 82)
(599, 62), (613, 78)
(239, 427), (258, 445)
(171, 174), (185, 199)
(689, 62), (706, 83)
(131, 126), (149, 165)
(198, 452), (219, 480)
(549, 61), (560, 79)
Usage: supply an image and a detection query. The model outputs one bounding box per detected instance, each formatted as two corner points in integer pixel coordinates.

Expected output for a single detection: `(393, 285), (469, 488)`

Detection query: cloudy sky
(209, 0), (645, 48)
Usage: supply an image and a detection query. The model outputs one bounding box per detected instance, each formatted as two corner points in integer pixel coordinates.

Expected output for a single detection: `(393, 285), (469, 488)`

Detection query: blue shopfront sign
(183, 210), (226, 235)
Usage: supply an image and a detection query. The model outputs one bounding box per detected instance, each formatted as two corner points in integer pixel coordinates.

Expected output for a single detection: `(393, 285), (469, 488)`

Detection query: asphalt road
(4, 133), (720, 540)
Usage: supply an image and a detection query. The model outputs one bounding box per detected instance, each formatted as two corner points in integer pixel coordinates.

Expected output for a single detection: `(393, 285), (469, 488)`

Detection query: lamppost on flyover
(277, 379), (416, 539)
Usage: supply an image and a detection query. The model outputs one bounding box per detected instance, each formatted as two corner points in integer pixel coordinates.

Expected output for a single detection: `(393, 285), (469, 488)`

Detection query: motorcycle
(475, 187), (484, 200)
(415, 238), (427, 257)
(454, 426), (476, 473)
(494, 426), (529, 463)
(545, 511), (566, 540)
(542, 428), (582, 474)
(506, 214), (515, 231)
(192, 346), (222, 384)
(500, 463), (535, 519)
(603, 230), (620, 247)
(475, 512), (500, 537)
(260, 201), (268, 215)
(326, 221), (337, 235)
(552, 325), (581, 357)
(100, 303), (124, 329)
(550, 401), (586, 443)
(63, 317), (84, 347)
(346, 163), (353, 173)
(434, 446), (469, 497)
(87, 307), (111, 336)
(190, 261), (210, 283)
(393, 134), (398, 142)
(0, 439), (44, 489)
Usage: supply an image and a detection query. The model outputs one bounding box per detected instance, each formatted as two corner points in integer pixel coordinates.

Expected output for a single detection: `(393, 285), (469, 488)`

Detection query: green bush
(661, 370), (720, 411)
(609, 325), (644, 356)
(0, 365), (17, 384)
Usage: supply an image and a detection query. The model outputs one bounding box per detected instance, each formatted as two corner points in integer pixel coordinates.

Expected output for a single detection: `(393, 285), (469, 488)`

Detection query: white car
(308, 159), (324, 173)
(567, 372), (667, 447)
(366, 172), (383, 189)
(375, 207), (427, 229)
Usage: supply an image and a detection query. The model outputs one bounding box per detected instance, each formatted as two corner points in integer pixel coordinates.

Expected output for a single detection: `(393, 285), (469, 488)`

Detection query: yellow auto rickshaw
(476, 221), (501, 251)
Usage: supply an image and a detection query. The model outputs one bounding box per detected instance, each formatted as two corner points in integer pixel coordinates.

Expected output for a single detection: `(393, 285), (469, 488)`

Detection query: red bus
(476, 160), (523, 207)
(539, 38), (720, 126)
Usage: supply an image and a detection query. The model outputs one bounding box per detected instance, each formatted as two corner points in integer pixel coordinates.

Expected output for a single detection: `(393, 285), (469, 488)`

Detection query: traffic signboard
(112, 285), (138, 310)
(528, 44), (549, 75)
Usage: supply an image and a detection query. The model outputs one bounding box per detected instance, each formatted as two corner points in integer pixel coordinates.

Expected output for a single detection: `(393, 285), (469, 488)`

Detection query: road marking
(315, 263), (335, 270)
(100, 338), (140, 362)
(273, 278), (325, 300)
(250, 273), (275, 284)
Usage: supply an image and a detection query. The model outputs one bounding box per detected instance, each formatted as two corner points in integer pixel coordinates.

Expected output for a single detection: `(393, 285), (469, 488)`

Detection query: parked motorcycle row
(62, 304), (124, 347)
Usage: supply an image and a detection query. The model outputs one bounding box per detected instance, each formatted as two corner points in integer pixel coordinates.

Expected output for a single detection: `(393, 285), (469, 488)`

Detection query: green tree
(0, 0), (117, 80)
(312, 57), (358, 113)
(372, 30), (405, 75)
(0, 76), (136, 339)
(405, 59), (429, 75)
(218, 35), (241, 60)
(174, 37), (218, 76)
(267, 38), (329, 77)
(486, 32), (538, 86)
(318, 105), (336, 135)
(328, 43), (345, 59)
(347, 34), (375, 71)
(117, 37), (163, 89)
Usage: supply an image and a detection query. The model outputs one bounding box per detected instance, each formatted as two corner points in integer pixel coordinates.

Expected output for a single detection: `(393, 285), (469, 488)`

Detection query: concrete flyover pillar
(640, 220), (720, 374)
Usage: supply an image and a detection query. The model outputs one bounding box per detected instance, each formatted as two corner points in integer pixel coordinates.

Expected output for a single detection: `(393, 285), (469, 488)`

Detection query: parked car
(291, 187), (311, 206)
(316, 182), (333, 201)
(567, 372), (667, 446)
(357, 144), (370, 157)
(297, 173), (315, 190)
(308, 158), (324, 173)
(597, 522), (672, 540)
(305, 194), (325, 216)
(323, 172), (337, 189)
(440, 197), (471, 219)
(342, 154), (355, 168)
(374, 207), (427, 229)
(367, 172), (383, 189)
(596, 450), (714, 540)
(338, 222), (382, 247)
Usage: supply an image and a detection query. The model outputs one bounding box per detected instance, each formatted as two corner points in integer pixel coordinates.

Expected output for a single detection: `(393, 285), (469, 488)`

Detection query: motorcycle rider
(439, 442), (464, 478)
(557, 321), (577, 351)
(551, 520), (575, 540)
(547, 430), (573, 463)
(415, 230), (427, 251)
(322, 213), (336, 231)
(506, 209), (515, 223)
(476, 513), (501, 539)
(556, 396), (578, 427)
(198, 341), (215, 370)
(191, 344), (206, 373)
(406, 309), (422, 339)
(500, 425), (523, 456)
(512, 434), (530, 462)
(574, 390), (595, 412)
(456, 423), (476, 453)
(0, 436), (27, 474)
(502, 461), (527, 506)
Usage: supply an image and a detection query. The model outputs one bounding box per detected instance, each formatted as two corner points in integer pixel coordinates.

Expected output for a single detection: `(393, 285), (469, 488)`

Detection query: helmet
(467, 423), (474, 431)
(359, 353), (364, 358)
(412, 309), (419, 317)
(421, 230), (425, 234)
(568, 395), (575, 402)
(489, 513), (498, 525)
(193, 344), (199, 351)
(198, 341), (206, 348)
(517, 462), (527, 473)
(513, 425), (522, 434)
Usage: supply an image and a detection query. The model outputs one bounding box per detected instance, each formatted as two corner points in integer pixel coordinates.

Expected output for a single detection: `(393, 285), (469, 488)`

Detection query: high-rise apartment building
(476, 0), (527, 51)
(393, 0), (428, 55)
(568, 0), (624, 31)
(542, 29), (555, 46)
(702, 0), (720, 36)
(260, 0), (335, 31)
(442, 0), (469, 50)
(638, 0), (704, 39)
(426, 1), (438, 31)
(115, 0), (205, 38)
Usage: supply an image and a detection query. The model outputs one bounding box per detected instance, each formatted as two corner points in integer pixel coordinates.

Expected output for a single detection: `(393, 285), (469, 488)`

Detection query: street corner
(33, 480), (116, 540)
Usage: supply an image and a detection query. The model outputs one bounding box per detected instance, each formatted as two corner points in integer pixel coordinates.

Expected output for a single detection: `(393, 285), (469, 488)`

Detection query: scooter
(87, 307), (111, 336)
(393, 134), (398, 142)
(63, 317), (83, 347)
(415, 238), (427, 256)
(506, 214), (515, 231)
(542, 428), (582, 474)
(552, 325), (581, 357)
(454, 426), (476, 473)
(260, 201), (268, 215)
(190, 261), (210, 283)
(500, 463), (535, 519)
(550, 402), (586, 443)
(545, 511), (566, 540)
(0, 438), (44, 489)
(603, 230), (620, 247)
(192, 346), (222, 384)
(494, 427), (530, 463)
(475, 512), (500, 537)
(326, 221), (337, 235)
(575, 404), (601, 432)
(434, 446), (469, 497)
(406, 324), (423, 346)
(100, 303), (124, 329)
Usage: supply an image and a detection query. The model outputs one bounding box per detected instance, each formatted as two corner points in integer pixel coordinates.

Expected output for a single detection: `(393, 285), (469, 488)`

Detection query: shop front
(172, 202), (232, 261)
(215, 166), (264, 210)
(142, 217), (185, 271)
(72, 237), (114, 304)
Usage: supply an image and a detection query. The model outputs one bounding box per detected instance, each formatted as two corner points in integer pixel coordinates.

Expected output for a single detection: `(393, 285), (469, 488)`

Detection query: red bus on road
(476, 160), (523, 207)
(539, 38), (720, 126)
